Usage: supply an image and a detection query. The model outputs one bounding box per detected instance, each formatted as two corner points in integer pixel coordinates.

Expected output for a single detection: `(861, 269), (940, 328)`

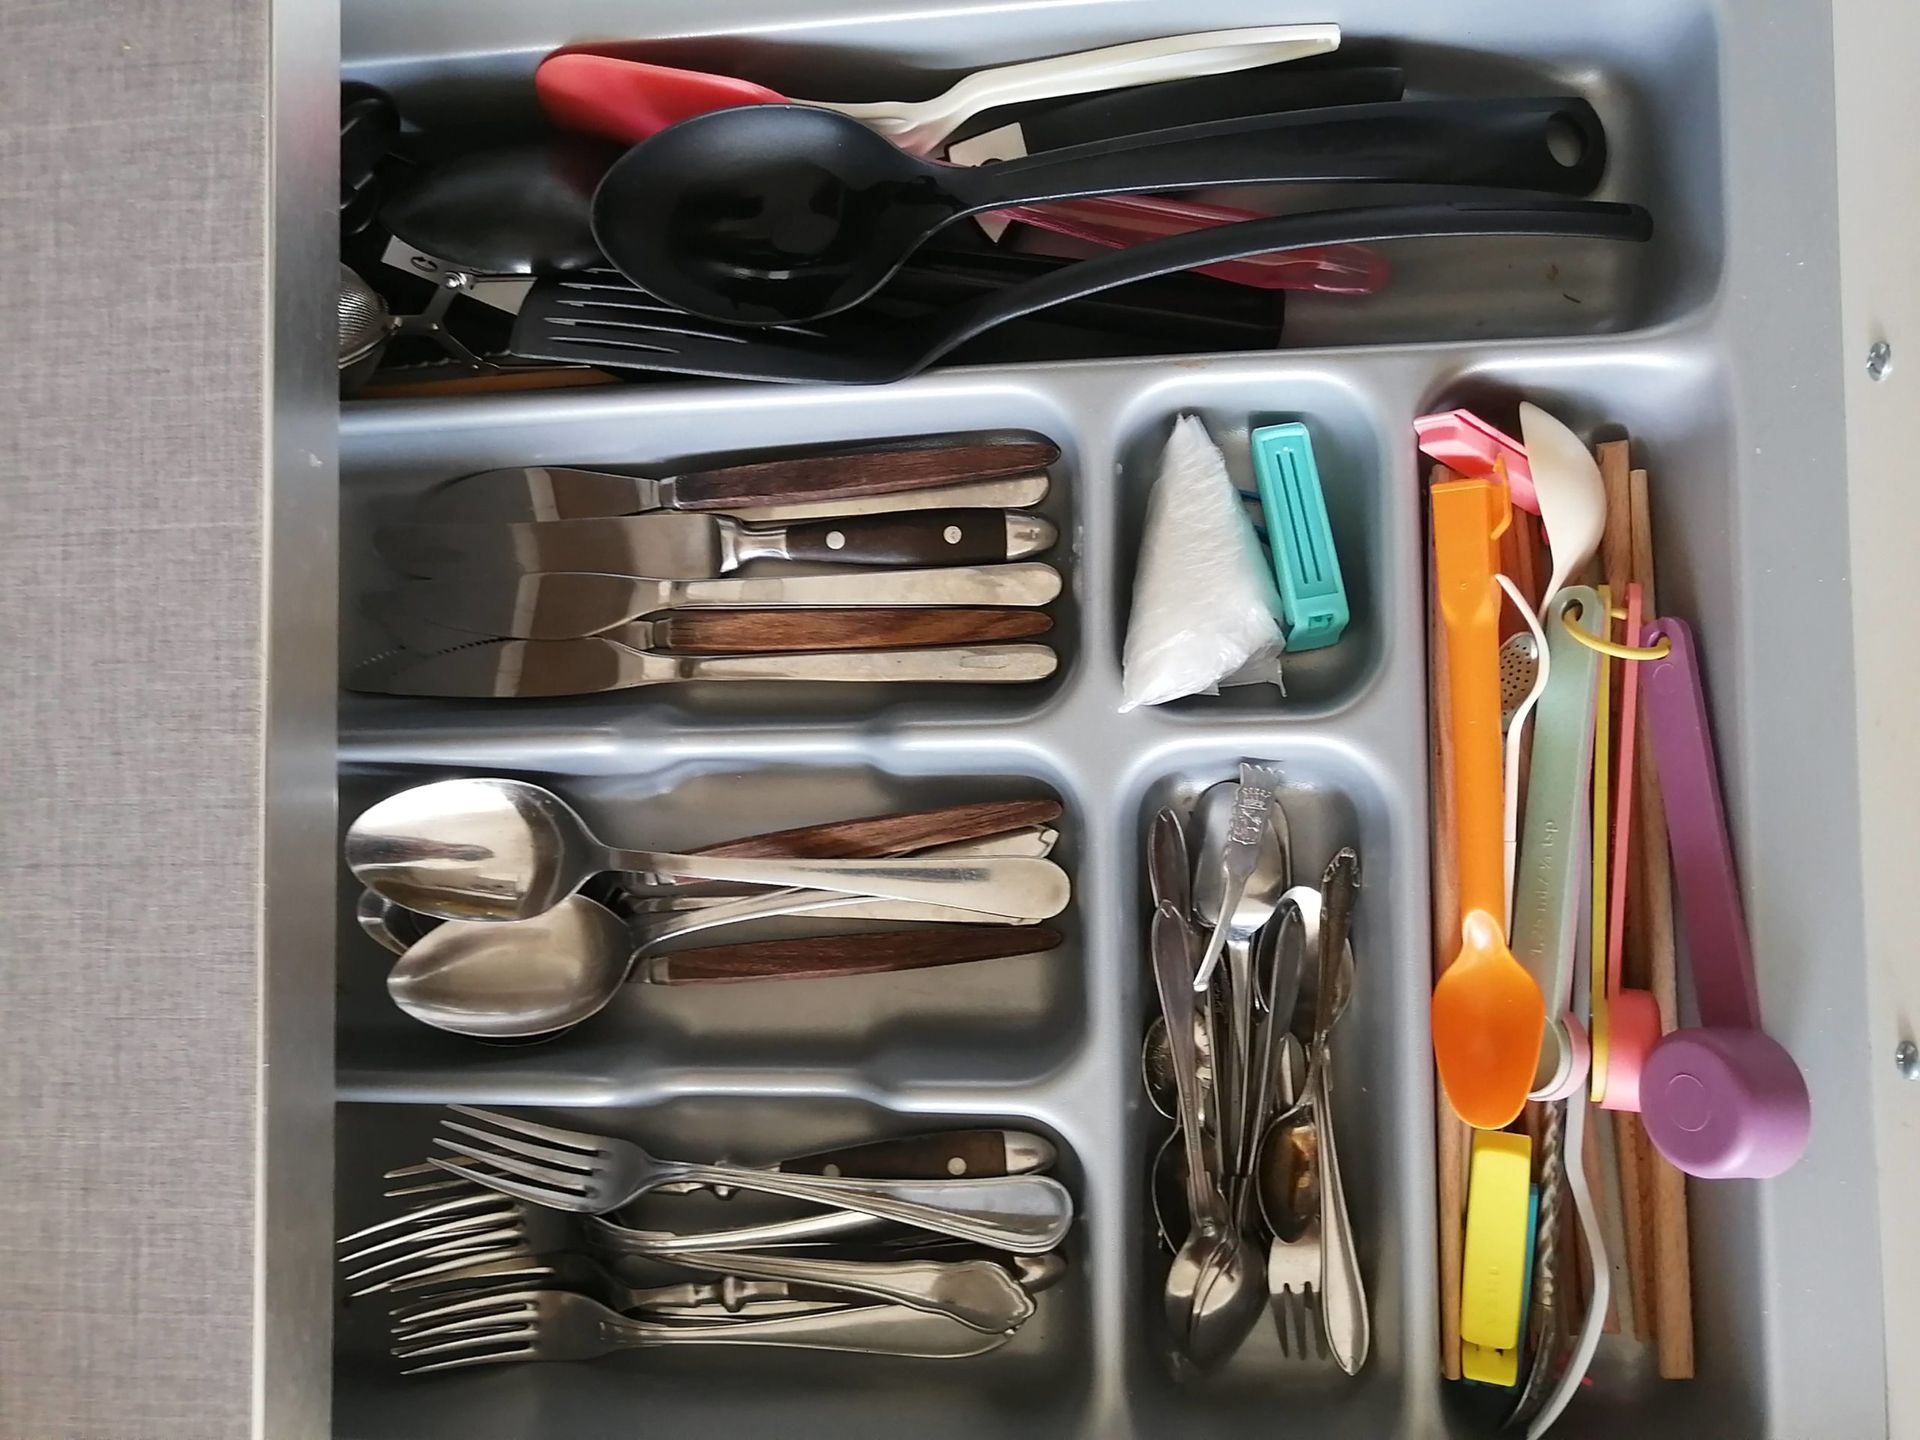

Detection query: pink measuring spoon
(1634, 618), (1810, 1178)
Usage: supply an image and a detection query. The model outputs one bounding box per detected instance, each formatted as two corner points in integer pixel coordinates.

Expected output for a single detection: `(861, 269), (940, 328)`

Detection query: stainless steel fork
(389, 1289), (1014, 1373)
(430, 1106), (1072, 1253)
(1266, 1220), (1329, 1361)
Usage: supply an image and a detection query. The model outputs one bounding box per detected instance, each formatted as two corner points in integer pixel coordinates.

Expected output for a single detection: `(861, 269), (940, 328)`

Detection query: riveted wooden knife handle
(695, 799), (1063, 861)
(780, 510), (1024, 567)
(644, 925), (1063, 984)
(672, 441), (1059, 511)
(774, 1130), (1014, 1180)
(657, 607), (1052, 653)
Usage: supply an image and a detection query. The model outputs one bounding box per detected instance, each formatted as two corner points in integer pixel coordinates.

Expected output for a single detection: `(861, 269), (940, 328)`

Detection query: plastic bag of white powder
(1120, 415), (1286, 711)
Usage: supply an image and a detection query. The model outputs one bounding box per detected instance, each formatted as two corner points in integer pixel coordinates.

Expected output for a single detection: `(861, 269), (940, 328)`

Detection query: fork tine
(391, 1276), (551, 1324)
(399, 1342), (537, 1376)
(387, 1288), (542, 1328)
(449, 1105), (604, 1155)
(442, 1120), (596, 1174)
(393, 1324), (537, 1362)
(336, 1206), (520, 1267)
(430, 1155), (589, 1211)
(345, 1229), (530, 1292)
(374, 1246), (546, 1298)
(337, 1189), (506, 1245)
(1307, 1287), (1330, 1359)
(433, 1140), (593, 1199)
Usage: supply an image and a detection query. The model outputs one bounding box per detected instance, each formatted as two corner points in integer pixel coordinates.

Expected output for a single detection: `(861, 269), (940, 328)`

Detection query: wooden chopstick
(1427, 463), (1467, 1382)
(1593, 439), (1660, 1346)
(1628, 464), (1697, 1379)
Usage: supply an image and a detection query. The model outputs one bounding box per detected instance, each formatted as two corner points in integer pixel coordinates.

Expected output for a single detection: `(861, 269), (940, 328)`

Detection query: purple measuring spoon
(1636, 617), (1810, 1179)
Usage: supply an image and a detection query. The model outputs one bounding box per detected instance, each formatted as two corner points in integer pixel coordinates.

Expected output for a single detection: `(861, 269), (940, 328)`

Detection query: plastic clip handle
(1431, 477), (1512, 924)
(1251, 422), (1350, 651)
(1416, 410), (1537, 513)
(1511, 588), (1603, 1097)
(1637, 619), (1760, 1032)
(1460, 1129), (1534, 1355)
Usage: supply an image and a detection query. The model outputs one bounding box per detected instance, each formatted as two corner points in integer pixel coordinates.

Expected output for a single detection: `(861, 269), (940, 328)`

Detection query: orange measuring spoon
(1430, 476), (1546, 1130)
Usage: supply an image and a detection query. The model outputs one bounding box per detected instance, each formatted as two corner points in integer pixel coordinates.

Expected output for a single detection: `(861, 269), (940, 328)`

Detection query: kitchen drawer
(306, 1), (1887, 1438)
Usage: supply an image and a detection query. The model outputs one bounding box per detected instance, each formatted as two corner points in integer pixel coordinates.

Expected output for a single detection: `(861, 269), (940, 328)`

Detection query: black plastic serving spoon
(520, 197), (1654, 385)
(590, 96), (1609, 325)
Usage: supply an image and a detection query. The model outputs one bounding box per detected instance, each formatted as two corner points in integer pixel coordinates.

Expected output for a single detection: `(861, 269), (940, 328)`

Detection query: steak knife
(381, 565), (1063, 639)
(406, 439), (1059, 525)
(348, 638), (1059, 696)
(380, 605), (1052, 656)
(375, 509), (1057, 580)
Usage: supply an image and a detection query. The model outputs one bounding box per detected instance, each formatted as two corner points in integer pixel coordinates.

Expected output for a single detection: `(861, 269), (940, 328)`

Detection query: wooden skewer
(1427, 464), (1467, 1382)
(1628, 465), (1697, 1379)
(1594, 439), (1660, 1347)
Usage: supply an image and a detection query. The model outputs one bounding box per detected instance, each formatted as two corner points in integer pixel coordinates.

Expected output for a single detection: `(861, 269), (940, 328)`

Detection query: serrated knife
(380, 564), (1062, 639)
(375, 509), (1057, 580)
(406, 439), (1059, 525)
(348, 638), (1059, 697)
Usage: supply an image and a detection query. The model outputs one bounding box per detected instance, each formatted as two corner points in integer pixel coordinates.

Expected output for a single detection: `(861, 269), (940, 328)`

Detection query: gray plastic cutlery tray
(330, 1), (1884, 1437)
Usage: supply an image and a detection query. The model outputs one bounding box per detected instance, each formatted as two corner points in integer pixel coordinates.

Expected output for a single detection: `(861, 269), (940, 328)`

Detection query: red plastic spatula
(536, 53), (787, 142)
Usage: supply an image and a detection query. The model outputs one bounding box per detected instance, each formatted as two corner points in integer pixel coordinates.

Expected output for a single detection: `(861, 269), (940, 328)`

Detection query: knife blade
(636, 924), (1063, 984)
(407, 439), (1060, 525)
(383, 605), (1053, 657)
(375, 509), (1058, 581)
(379, 565), (1063, 639)
(347, 638), (1059, 696)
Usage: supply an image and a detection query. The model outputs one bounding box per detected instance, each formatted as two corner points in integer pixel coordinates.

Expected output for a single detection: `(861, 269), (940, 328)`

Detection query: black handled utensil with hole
(521, 198), (1654, 385)
(591, 96), (1610, 324)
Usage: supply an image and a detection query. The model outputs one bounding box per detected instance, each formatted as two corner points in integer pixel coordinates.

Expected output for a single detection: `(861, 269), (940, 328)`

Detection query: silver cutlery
(386, 894), (1063, 1039)
(374, 601), (1055, 661)
(347, 777), (1071, 923)
(429, 1106), (1074, 1253)
(632, 1248), (1034, 1333)
(348, 636), (1060, 697)
(404, 440), (1057, 525)
(375, 508), (1057, 581)
(385, 1127), (1057, 1197)
(379, 563), (1064, 641)
(389, 1289), (1014, 1372)
(729, 472), (1048, 522)
(1151, 901), (1262, 1368)
(1310, 849), (1368, 1376)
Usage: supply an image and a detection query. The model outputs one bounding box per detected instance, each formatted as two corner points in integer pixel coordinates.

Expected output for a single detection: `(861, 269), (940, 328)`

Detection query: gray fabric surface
(0, 2), (269, 1435)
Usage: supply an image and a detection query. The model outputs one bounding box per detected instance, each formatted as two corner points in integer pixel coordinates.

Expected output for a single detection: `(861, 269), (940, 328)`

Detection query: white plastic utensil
(837, 25), (1341, 157)
(1518, 402), (1607, 612)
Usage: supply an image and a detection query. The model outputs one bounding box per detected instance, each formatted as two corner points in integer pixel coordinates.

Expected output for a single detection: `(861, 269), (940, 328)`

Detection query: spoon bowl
(1519, 401), (1606, 608)
(1430, 908), (1546, 1130)
(593, 105), (948, 327)
(1182, 1231), (1266, 1368)
(349, 776), (601, 922)
(387, 894), (632, 1037)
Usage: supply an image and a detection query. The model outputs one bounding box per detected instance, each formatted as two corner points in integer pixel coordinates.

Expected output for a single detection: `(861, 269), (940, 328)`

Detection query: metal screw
(824, 530), (846, 550)
(1867, 340), (1893, 381)
(1898, 1039), (1920, 1081)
